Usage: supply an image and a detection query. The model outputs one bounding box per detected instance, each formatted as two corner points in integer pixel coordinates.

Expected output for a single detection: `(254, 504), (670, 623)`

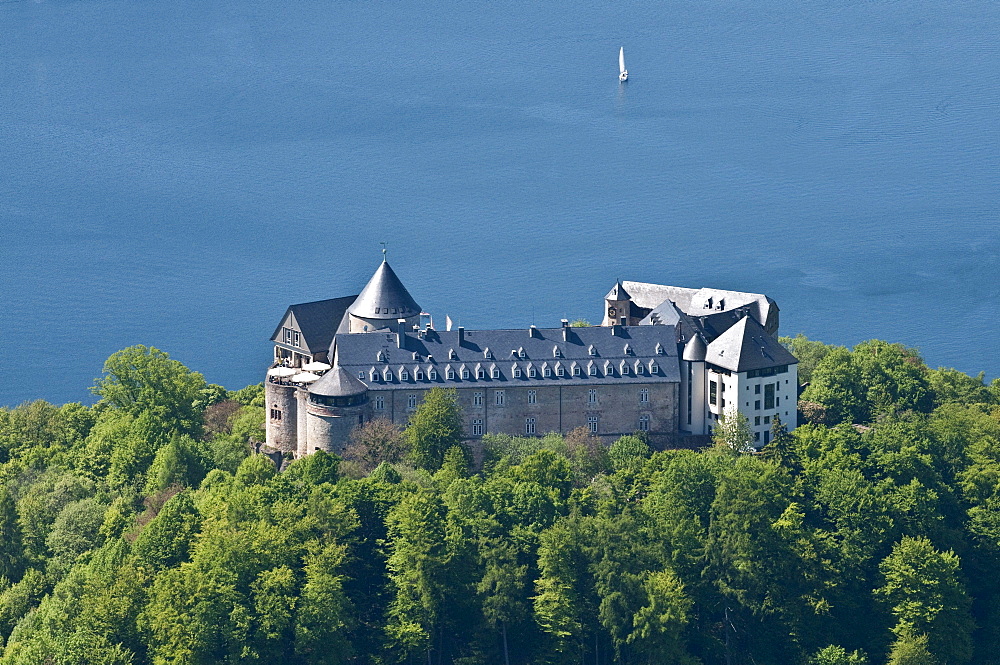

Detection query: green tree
(780, 334), (840, 384)
(928, 367), (991, 406)
(712, 410), (754, 453)
(608, 434), (651, 472)
(875, 536), (973, 665)
(808, 644), (868, 665)
(405, 388), (464, 472)
(0, 488), (25, 583)
(886, 628), (937, 665)
(143, 434), (208, 494)
(284, 450), (341, 487)
(344, 417), (407, 474)
(133, 490), (202, 570)
(91, 345), (207, 436)
(852, 340), (934, 419)
(802, 347), (865, 424)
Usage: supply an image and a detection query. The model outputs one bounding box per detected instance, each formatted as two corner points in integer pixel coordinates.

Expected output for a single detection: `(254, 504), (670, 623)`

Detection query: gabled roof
(270, 295), (358, 355)
(704, 315), (797, 373)
(347, 260), (421, 320)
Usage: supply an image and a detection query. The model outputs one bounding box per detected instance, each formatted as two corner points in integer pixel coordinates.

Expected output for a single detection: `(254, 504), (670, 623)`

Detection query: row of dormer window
(359, 359), (662, 383)
(376, 342), (668, 364)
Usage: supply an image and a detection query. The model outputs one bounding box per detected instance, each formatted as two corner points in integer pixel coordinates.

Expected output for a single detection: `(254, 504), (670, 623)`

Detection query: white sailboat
(619, 46), (628, 82)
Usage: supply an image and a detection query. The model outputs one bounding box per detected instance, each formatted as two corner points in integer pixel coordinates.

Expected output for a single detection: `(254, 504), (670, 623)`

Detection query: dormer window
(461, 368), (470, 380)
(588, 345), (597, 356)
(588, 362), (598, 376)
(484, 348), (493, 360)
(358, 371), (365, 380)
(518, 347), (526, 359)
(620, 361), (630, 375)
(655, 343), (664, 355)
(383, 368), (392, 382)
(476, 366), (486, 379)
(553, 346), (562, 358)
(429, 369), (438, 380)
(718, 299), (725, 310)
(705, 297), (713, 309)
(556, 363), (565, 377)
(412, 352), (420, 361)
(400, 369), (409, 381)
(491, 366), (501, 379)
(572, 364), (581, 377)
(624, 344), (633, 355)
(378, 350), (388, 363)
(447, 367), (456, 380)
(605, 361), (614, 376)
(415, 369), (424, 381)
(650, 362), (659, 374)
(370, 368), (379, 382)
(449, 348), (457, 360)
(528, 365), (537, 378)
(635, 362), (644, 375)
(513, 365), (522, 378)
(543, 364), (552, 378)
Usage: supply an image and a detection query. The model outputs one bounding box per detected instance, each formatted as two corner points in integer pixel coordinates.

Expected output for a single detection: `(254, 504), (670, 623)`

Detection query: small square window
(754, 416), (760, 426)
(755, 400), (761, 410)
(358, 372), (365, 380)
(764, 415), (771, 424)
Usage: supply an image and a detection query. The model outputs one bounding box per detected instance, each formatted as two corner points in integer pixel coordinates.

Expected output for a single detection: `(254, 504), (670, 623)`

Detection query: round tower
(265, 380), (299, 453)
(301, 364), (371, 457)
(345, 259), (421, 333)
(682, 334), (709, 435)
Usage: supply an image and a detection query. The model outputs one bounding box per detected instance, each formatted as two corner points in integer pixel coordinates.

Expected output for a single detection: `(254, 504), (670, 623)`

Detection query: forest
(1, 337), (999, 665)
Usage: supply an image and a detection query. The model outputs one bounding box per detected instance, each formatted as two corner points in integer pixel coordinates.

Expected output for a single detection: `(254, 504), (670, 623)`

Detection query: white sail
(619, 47), (626, 74)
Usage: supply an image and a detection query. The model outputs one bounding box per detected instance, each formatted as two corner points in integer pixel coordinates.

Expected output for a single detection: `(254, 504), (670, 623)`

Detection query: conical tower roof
(605, 280), (631, 301)
(682, 334), (707, 361)
(347, 260), (421, 320)
(309, 347), (369, 397)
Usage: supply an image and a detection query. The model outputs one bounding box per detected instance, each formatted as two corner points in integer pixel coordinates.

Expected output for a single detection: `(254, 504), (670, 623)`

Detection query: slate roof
(605, 280), (631, 301)
(704, 315), (798, 373)
(330, 325), (682, 390)
(309, 364), (369, 397)
(625, 281), (777, 332)
(347, 260), (421, 320)
(270, 295), (358, 355)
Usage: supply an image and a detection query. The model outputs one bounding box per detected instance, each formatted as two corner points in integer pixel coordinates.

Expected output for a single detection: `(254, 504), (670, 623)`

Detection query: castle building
(265, 260), (797, 457)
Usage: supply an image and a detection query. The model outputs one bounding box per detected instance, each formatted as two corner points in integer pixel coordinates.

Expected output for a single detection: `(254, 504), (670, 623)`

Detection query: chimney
(611, 323), (621, 337)
(397, 319), (406, 349)
(561, 319), (569, 327)
(529, 325), (541, 339)
(457, 326), (465, 346)
(561, 320), (570, 342)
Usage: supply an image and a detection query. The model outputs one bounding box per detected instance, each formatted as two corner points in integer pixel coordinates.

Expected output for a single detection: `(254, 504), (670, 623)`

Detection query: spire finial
(380, 242), (388, 261)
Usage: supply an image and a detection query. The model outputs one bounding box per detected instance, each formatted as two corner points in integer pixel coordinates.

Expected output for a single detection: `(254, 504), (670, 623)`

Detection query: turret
(603, 280), (634, 326)
(300, 352), (371, 457)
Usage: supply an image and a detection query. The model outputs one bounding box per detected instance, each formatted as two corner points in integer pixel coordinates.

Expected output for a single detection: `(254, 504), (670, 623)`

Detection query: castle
(265, 259), (798, 457)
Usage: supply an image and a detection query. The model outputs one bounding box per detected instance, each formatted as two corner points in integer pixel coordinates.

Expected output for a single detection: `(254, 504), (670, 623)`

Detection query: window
(636, 364), (644, 375)
(293, 331), (300, 347)
(588, 415), (599, 433)
(573, 365), (581, 377)
(709, 381), (717, 405)
(270, 408), (282, 421)
(556, 365), (565, 377)
(474, 392), (483, 406)
(588, 345), (597, 356)
(449, 349), (457, 360)
(588, 389), (597, 404)
(528, 390), (536, 404)
(639, 388), (649, 403)
(495, 390), (505, 406)
(484, 349), (493, 360)
(754, 384), (761, 394)
(492, 367), (501, 379)
(764, 415), (771, 424)
(754, 416), (760, 426)
(638, 414), (650, 431)
(383, 369), (392, 382)
(477, 368), (486, 379)
(447, 368), (455, 380)
(525, 418), (536, 435)
(375, 396), (385, 410)
(621, 364), (629, 375)
(755, 400), (761, 410)
(624, 344), (633, 355)
(543, 367), (552, 377)
(429, 369), (437, 380)
(529, 367), (537, 378)
(764, 383), (775, 410)
(655, 343), (665, 355)
(514, 368), (522, 378)
(415, 370), (424, 381)
(553, 346), (562, 358)
(400, 370), (409, 381)
(650, 363), (659, 374)
(754, 431), (760, 442)
(764, 430), (770, 445)
(462, 368), (470, 380)
(283, 328), (293, 344)
(408, 394), (417, 409)
(589, 364), (598, 376)
(358, 371), (365, 380)
(472, 419), (483, 436)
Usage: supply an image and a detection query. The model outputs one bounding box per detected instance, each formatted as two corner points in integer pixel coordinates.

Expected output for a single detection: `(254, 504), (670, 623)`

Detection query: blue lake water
(1, 0), (998, 406)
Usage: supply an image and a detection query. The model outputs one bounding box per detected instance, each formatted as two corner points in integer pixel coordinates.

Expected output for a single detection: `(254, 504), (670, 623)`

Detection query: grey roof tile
(347, 261), (421, 320)
(704, 315), (797, 373)
(270, 295), (358, 355)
